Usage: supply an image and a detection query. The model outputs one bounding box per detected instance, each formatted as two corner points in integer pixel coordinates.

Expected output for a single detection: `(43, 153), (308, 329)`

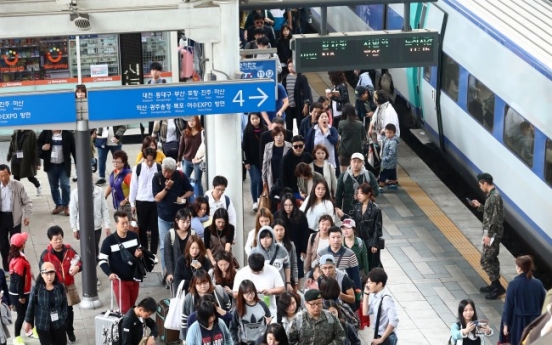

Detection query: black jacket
(330, 82), (350, 112)
(259, 129), (293, 163)
(243, 126), (268, 167)
(282, 73), (312, 110)
(280, 151), (313, 193)
(277, 37), (292, 64)
(37, 130), (77, 177)
(121, 307), (159, 345)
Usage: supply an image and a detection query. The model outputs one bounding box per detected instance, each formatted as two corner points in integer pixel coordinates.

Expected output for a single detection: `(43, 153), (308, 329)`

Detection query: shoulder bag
(66, 283), (81, 306)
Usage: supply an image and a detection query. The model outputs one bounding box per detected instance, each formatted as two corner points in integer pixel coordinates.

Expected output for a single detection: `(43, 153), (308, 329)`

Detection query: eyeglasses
(293, 144), (304, 149)
(244, 291), (255, 296)
(307, 301), (323, 308)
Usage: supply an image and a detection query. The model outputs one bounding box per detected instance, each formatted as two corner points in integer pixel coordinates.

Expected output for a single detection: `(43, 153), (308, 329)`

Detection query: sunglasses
(293, 144), (304, 149)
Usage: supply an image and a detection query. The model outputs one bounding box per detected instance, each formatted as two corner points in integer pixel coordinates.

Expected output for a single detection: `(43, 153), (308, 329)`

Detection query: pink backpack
(179, 47), (194, 79)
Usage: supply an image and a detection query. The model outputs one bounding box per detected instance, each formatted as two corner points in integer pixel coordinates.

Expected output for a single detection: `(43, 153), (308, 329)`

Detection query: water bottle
(70, 254), (80, 272)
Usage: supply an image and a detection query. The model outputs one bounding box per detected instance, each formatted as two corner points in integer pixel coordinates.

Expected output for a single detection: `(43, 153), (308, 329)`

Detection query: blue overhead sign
(0, 91), (76, 128)
(87, 79), (275, 122)
(240, 59), (277, 81)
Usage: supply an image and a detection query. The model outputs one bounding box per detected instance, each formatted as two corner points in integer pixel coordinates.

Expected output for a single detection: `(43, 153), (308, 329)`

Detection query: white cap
(351, 152), (364, 161)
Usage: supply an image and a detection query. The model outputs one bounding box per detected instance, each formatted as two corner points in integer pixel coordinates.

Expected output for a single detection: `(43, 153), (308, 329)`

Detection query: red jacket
(9, 255), (32, 297)
(39, 244), (82, 287)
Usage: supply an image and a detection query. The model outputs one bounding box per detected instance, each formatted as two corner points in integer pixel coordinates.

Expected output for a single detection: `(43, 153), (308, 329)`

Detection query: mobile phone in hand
(465, 198), (472, 205)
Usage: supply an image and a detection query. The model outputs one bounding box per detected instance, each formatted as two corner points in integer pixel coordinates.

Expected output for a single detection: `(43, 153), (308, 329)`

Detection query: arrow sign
(248, 87), (268, 107)
(87, 79), (275, 124)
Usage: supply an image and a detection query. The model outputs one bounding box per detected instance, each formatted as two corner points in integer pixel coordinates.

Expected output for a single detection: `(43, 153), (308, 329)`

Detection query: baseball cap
(355, 85), (367, 98)
(10, 232), (28, 247)
(341, 218), (356, 228)
(351, 152), (364, 161)
(319, 254), (336, 266)
(41, 267), (56, 274)
(304, 289), (322, 302)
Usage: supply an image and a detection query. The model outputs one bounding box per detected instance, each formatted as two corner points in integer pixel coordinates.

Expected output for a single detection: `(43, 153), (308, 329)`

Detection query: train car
(311, 0), (552, 260)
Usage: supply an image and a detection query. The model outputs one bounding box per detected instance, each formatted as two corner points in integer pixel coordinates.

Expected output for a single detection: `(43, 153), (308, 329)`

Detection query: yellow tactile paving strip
(398, 166), (509, 294)
(308, 74), (508, 295)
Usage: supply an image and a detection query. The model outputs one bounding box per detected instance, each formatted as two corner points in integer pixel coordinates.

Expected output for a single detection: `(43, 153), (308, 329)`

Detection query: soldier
(470, 172), (506, 300)
(287, 289), (345, 345)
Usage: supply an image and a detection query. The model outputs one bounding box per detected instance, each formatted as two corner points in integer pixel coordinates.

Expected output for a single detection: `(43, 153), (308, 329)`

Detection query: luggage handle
(108, 276), (122, 313)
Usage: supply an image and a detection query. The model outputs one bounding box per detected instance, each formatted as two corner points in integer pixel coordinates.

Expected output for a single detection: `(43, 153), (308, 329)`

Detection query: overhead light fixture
(70, 12), (91, 31)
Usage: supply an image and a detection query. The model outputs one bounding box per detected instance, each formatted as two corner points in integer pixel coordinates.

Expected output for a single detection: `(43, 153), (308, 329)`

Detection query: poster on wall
(90, 64), (109, 77)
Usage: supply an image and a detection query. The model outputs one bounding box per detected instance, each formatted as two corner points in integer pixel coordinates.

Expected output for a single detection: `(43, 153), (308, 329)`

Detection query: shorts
(379, 168), (397, 183)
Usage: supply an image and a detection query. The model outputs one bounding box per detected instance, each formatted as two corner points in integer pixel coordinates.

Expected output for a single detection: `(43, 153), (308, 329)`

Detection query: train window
(545, 139), (552, 187)
(441, 54), (459, 102)
(466, 75), (494, 132)
(504, 106), (534, 167)
(423, 66), (431, 81)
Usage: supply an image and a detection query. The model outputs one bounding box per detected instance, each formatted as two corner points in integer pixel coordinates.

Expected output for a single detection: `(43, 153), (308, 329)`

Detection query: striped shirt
(98, 231), (141, 281)
(285, 74), (297, 107)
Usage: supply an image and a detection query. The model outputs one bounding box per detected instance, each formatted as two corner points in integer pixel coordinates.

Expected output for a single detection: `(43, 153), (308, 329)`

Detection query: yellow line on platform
(397, 166), (508, 295)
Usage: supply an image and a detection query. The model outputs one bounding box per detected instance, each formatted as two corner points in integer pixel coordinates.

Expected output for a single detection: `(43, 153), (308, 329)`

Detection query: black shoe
(95, 178), (106, 186)
(479, 284), (494, 293)
(485, 285), (506, 300)
(67, 331), (76, 343)
(92, 158), (98, 173)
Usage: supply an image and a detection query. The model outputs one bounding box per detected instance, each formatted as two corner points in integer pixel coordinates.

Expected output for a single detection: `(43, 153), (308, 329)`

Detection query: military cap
(304, 289), (322, 302)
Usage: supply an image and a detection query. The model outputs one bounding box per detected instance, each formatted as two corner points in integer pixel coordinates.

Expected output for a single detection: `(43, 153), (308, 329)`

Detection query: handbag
(164, 280), (186, 330)
(378, 237), (385, 250)
(94, 138), (107, 148)
(140, 248), (157, 273)
(138, 325), (149, 345)
(65, 283), (81, 306)
(258, 185), (271, 210)
(162, 141), (179, 157)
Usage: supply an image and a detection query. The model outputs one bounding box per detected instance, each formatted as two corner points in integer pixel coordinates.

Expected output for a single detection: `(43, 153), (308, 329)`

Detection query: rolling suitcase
(95, 277), (124, 345)
(156, 284), (181, 343)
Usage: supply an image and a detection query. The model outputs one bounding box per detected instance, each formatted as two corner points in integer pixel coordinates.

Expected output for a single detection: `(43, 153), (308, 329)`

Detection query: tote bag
(164, 280), (186, 330)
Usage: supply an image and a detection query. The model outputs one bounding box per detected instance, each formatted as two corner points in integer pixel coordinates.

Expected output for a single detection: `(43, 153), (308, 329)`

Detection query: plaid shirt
(25, 282), (68, 331)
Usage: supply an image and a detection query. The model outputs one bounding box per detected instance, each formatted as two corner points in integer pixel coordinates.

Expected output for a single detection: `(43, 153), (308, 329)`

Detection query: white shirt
(129, 162), (157, 205)
(300, 197), (335, 231)
(371, 102), (400, 143)
(233, 265), (284, 317)
(368, 287), (399, 337)
(0, 183), (11, 212)
(205, 190), (237, 227)
(166, 119), (178, 142)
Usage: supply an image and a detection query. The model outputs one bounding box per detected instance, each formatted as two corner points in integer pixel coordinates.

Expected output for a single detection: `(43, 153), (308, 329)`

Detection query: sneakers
(97, 278), (101, 286)
(63, 206), (70, 217)
(387, 184), (398, 190)
(92, 158), (98, 173)
(67, 331), (76, 343)
(479, 284), (494, 293)
(13, 336), (25, 344)
(52, 205), (64, 215)
(378, 187), (385, 194)
(36, 185), (42, 196)
(72, 175), (78, 182)
(253, 202), (258, 212)
(95, 178), (106, 186)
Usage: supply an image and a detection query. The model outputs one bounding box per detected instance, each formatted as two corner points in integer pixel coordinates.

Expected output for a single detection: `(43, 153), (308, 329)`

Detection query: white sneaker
(252, 202), (258, 212)
(36, 185), (42, 196)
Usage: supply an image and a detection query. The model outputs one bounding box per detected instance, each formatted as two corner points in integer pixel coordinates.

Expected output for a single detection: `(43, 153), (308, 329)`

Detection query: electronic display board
(291, 30), (439, 72)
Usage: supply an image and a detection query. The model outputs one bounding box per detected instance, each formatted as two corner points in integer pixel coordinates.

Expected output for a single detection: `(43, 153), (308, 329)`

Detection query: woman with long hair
(319, 276), (358, 327)
(300, 179), (335, 232)
(309, 144), (337, 198)
(295, 162), (324, 200)
(323, 299), (360, 345)
(277, 25), (293, 75)
(262, 127), (292, 192)
(304, 214), (333, 271)
(245, 207), (274, 256)
(341, 218), (370, 283)
(243, 112), (268, 211)
(259, 323), (289, 345)
(450, 299), (493, 344)
(209, 250), (237, 296)
(205, 208), (235, 266)
(178, 115), (205, 195)
(338, 103), (365, 173)
(305, 112), (339, 170)
(190, 196), (211, 237)
(24, 262), (68, 345)
(276, 291), (301, 334)
(272, 219), (298, 289)
(230, 280), (271, 344)
(135, 135), (165, 164)
(8, 233), (34, 344)
(500, 255), (546, 345)
(164, 208), (195, 288)
(173, 235), (212, 292)
(326, 71), (350, 129)
(185, 299), (233, 345)
(352, 183), (383, 270)
(181, 270), (231, 340)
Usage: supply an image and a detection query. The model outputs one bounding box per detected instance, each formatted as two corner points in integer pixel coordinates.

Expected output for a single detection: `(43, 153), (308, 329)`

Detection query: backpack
(207, 194), (230, 209)
(340, 170), (374, 194)
(136, 162), (162, 177)
(169, 228), (196, 245)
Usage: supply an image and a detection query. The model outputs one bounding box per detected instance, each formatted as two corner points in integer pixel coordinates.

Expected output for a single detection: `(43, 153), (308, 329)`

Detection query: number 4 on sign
(233, 90), (244, 106)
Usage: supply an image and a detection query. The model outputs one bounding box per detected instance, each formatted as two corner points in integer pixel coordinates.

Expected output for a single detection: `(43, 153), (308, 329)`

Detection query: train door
(417, 3), (447, 150)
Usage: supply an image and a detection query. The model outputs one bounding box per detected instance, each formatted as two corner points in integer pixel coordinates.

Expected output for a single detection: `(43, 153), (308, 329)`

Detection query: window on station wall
(545, 139), (552, 187)
(423, 66), (431, 82)
(466, 74), (494, 132)
(504, 106), (534, 167)
(0, 37), (70, 82)
(142, 32), (170, 76)
(69, 35), (119, 78)
(441, 53), (459, 102)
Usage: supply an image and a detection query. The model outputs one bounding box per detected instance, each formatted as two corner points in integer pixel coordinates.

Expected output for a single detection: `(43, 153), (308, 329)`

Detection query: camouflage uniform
(478, 188), (504, 282)
(287, 310), (345, 345)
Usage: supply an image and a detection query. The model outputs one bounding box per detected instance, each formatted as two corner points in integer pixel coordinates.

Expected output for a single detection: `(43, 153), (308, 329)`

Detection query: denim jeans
(182, 159), (204, 196)
(47, 164), (71, 206)
(157, 217), (173, 272)
(248, 164), (262, 202)
(97, 144), (122, 178)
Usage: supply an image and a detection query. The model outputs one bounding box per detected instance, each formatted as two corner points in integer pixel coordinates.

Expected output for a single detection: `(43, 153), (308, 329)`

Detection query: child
(450, 299), (493, 344)
(230, 280), (271, 345)
(378, 123), (399, 192)
(303, 264), (321, 291)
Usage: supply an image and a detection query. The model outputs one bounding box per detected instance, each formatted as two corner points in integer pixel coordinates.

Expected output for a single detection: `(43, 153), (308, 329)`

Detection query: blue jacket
(380, 135), (399, 170)
(25, 282), (67, 331)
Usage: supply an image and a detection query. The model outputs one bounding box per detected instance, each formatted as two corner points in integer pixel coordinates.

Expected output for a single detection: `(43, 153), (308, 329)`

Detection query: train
(310, 0), (552, 260)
